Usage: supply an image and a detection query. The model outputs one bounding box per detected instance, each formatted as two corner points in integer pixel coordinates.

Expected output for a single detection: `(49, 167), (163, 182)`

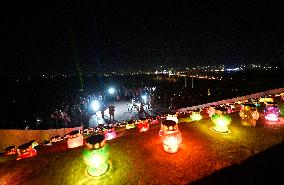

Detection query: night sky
(1, 0), (283, 75)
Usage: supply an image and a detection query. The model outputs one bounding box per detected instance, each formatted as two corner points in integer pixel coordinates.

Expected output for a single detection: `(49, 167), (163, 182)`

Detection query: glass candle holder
(264, 102), (280, 122)
(239, 104), (259, 126)
(126, 120), (136, 129)
(160, 120), (182, 153)
(104, 126), (116, 140)
(83, 134), (109, 176)
(211, 107), (232, 134)
(67, 130), (83, 148)
(138, 118), (149, 132)
(190, 110), (202, 121)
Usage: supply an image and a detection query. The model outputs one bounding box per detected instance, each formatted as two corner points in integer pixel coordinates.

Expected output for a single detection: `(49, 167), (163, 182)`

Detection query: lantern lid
(42, 140), (51, 144)
(104, 125), (113, 129)
(162, 120), (177, 126)
(243, 103), (256, 107)
(68, 130), (80, 135)
(18, 142), (32, 150)
(127, 120), (135, 124)
(192, 109), (200, 112)
(5, 146), (15, 151)
(162, 120), (178, 131)
(85, 134), (106, 149)
(215, 106), (227, 112)
(215, 107), (228, 114)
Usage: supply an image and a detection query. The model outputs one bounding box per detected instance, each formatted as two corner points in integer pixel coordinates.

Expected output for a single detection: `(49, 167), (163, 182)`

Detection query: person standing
(101, 105), (105, 119)
(108, 105), (115, 121)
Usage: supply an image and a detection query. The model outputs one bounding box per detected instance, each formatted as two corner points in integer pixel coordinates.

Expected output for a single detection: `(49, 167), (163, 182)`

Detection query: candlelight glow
(166, 114), (178, 123)
(264, 102), (280, 122)
(163, 136), (179, 153)
(83, 135), (109, 176)
(160, 120), (182, 153)
(190, 111), (202, 121)
(265, 113), (279, 122)
(138, 119), (149, 132)
(104, 126), (117, 140)
(239, 104), (259, 126)
(211, 110), (231, 134)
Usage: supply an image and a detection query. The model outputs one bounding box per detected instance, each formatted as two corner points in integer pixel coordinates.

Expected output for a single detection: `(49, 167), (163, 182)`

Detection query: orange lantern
(239, 104), (259, 126)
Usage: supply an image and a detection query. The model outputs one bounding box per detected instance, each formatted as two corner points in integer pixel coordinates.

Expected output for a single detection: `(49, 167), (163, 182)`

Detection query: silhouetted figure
(108, 105), (115, 121)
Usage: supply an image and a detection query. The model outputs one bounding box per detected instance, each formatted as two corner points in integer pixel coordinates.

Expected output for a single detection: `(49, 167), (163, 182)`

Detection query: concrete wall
(0, 126), (82, 152)
(176, 87), (284, 112)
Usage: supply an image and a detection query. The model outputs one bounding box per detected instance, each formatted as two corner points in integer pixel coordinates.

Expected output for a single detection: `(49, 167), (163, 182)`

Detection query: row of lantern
(81, 117), (160, 177)
(188, 102), (280, 126)
(4, 140), (39, 160)
(8, 103), (281, 176)
(4, 116), (158, 159)
(82, 119), (182, 177)
(239, 102), (280, 126)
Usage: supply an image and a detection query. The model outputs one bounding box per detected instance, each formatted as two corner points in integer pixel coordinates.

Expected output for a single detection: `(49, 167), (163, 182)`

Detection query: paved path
(89, 100), (156, 127)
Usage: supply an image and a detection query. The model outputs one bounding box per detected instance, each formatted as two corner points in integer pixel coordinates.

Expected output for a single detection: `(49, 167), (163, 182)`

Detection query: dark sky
(1, 0), (283, 75)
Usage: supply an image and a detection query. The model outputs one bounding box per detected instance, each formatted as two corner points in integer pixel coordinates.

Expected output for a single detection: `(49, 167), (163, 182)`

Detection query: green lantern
(83, 134), (109, 176)
(211, 107), (232, 134)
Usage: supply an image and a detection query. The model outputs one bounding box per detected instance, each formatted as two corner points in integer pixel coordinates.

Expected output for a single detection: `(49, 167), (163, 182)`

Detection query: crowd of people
(2, 72), (277, 130)
(1, 83), (158, 130)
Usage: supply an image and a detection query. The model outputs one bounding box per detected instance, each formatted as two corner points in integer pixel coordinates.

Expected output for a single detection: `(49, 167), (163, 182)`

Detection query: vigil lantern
(201, 106), (216, 118)
(211, 107), (232, 134)
(208, 106), (216, 117)
(67, 130), (83, 148)
(138, 118), (149, 132)
(16, 140), (38, 160)
(126, 120), (136, 129)
(4, 146), (17, 156)
(264, 102), (280, 122)
(104, 126), (116, 140)
(160, 120), (182, 153)
(239, 104), (259, 126)
(166, 113), (179, 123)
(190, 109), (202, 121)
(83, 134), (109, 176)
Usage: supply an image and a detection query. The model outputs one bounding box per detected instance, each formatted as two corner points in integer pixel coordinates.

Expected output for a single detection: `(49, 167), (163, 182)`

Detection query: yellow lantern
(239, 104), (259, 126)
(67, 130), (83, 148)
(190, 110), (202, 121)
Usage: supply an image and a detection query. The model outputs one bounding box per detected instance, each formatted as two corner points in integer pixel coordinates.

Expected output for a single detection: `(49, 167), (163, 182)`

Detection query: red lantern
(16, 141), (38, 160)
(138, 118), (149, 132)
